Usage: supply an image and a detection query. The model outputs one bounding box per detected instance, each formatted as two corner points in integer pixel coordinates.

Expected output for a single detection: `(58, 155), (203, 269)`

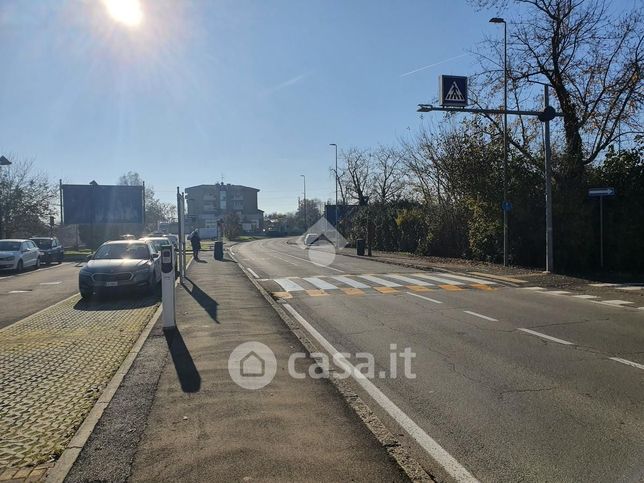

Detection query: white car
(0, 239), (41, 272)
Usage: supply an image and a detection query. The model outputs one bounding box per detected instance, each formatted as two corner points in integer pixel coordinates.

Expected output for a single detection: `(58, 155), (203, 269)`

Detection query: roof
(186, 183), (260, 192)
(0, 239), (30, 242)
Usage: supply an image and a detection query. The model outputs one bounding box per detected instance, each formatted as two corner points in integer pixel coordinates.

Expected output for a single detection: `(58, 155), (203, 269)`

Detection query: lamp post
(0, 155), (12, 239)
(490, 17), (509, 267)
(329, 143), (339, 247)
(300, 174), (307, 230)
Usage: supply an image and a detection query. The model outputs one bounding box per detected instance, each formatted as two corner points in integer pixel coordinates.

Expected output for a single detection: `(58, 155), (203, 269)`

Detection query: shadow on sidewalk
(164, 328), (201, 393)
(182, 277), (219, 323)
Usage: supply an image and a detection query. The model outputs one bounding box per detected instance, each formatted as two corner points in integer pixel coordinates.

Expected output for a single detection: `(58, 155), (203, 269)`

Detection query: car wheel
(80, 289), (93, 299)
(35, 257), (41, 269)
(16, 260), (23, 273)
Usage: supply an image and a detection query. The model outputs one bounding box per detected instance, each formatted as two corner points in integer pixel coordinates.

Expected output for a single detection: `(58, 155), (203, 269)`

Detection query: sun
(103, 0), (143, 27)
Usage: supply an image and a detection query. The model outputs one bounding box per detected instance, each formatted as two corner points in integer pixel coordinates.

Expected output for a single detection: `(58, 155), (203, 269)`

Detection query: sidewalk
(67, 251), (408, 482)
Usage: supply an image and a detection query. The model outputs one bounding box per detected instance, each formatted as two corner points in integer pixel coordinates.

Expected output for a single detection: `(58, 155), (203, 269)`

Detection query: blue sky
(0, 0), (635, 214)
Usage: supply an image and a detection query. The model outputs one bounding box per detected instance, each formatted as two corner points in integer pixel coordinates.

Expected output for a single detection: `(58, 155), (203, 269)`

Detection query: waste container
(356, 238), (365, 256)
(214, 241), (224, 260)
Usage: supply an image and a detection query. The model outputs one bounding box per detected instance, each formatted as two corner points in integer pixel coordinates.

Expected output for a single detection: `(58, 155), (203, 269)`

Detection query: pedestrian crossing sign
(439, 75), (468, 107)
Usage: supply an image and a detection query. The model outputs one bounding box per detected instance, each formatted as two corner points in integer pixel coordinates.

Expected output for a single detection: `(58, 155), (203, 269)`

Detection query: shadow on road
(73, 292), (159, 311)
(164, 327), (201, 393)
(182, 277), (219, 322)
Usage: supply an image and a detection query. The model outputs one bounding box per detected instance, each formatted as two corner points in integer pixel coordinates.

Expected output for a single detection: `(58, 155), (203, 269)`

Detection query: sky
(0, 0), (636, 215)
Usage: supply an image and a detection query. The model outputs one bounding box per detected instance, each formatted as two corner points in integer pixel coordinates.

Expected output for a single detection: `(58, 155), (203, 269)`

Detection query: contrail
(400, 53), (469, 78)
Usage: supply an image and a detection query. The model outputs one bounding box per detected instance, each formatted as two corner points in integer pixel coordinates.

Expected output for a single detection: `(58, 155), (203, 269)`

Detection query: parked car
(31, 237), (64, 264)
(78, 240), (161, 299)
(0, 239), (41, 272)
(140, 236), (179, 272)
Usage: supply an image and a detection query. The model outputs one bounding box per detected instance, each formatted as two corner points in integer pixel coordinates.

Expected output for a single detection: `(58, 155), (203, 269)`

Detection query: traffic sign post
(588, 187), (615, 269)
(161, 243), (176, 330)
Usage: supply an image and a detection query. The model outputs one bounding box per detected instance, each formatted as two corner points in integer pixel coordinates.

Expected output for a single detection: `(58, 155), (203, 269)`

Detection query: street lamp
(490, 16), (509, 267)
(0, 155), (12, 239)
(329, 143), (339, 238)
(300, 174), (307, 230)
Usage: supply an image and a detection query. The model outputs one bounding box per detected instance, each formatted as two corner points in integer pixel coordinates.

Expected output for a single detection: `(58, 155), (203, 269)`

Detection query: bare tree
(339, 147), (373, 205)
(474, 0), (643, 181)
(371, 146), (406, 203)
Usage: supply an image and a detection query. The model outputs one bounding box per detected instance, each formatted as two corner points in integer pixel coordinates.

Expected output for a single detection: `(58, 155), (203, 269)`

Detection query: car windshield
(143, 239), (165, 251)
(0, 241), (21, 252)
(93, 243), (150, 260)
(32, 239), (52, 249)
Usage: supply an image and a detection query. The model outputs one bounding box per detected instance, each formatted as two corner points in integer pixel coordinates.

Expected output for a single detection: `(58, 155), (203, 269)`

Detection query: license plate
(105, 281), (118, 287)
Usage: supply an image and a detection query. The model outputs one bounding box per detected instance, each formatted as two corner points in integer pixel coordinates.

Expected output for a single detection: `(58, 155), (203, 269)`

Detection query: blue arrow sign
(588, 187), (615, 197)
(439, 75), (468, 107)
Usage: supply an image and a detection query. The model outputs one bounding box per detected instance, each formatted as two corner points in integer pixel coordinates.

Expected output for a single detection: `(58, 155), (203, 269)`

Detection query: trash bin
(356, 238), (365, 256)
(214, 241), (224, 260)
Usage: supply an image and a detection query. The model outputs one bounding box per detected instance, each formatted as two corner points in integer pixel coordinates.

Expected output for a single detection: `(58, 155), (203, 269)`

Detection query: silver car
(0, 239), (41, 272)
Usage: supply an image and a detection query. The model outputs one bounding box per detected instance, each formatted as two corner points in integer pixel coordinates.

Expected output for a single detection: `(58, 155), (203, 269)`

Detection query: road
(233, 237), (644, 483)
(0, 262), (82, 330)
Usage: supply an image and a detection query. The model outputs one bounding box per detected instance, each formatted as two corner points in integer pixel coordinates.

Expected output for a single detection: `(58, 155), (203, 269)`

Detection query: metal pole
(334, 145), (338, 227)
(177, 187), (183, 282)
(502, 20), (509, 267)
(600, 196), (604, 269)
(544, 85), (554, 273)
(301, 175), (307, 229)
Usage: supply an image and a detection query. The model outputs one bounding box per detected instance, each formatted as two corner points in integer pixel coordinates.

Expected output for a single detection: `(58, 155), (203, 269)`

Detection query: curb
(45, 259), (193, 483)
(227, 248), (435, 482)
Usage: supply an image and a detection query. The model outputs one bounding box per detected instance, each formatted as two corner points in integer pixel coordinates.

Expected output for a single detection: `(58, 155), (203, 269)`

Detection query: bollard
(160, 244), (176, 330)
(356, 238), (365, 256)
(214, 240), (224, 261)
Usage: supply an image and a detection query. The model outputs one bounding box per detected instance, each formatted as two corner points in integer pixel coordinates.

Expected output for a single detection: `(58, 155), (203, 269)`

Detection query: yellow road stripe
(374, 287), (398, 294)
(306, 289), (328, 297)
(406, 285), (432, 292)
(272, 291), (293, 299)
(440, 284), (463, 291)
(472, 283), (495, 291)
(341, 288), (365, 296)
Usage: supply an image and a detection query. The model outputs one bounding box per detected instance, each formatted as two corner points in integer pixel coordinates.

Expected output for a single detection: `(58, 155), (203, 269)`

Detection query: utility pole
(0, 155), (12, 239)
(300, 175), (307, 229)
(543, 86), (554, 273)
(330, 143), (339, 245)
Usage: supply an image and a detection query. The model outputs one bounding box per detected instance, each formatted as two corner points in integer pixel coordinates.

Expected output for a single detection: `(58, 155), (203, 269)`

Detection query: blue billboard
(62, 184), (144, 224)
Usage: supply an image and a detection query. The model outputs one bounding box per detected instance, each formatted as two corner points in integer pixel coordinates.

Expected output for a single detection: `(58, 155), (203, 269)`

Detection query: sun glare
(103, 0), (143, 27)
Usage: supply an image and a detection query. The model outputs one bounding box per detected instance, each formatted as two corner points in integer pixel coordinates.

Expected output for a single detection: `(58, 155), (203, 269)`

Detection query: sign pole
(600, 195), (604, 269)
(544, 86), (554, 273)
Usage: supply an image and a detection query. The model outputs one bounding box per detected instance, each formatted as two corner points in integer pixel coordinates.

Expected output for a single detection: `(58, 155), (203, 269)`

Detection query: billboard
(62, 184), (144, 224)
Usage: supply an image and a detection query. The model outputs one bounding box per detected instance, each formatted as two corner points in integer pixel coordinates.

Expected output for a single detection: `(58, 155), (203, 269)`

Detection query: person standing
(190, 229), (201, 260)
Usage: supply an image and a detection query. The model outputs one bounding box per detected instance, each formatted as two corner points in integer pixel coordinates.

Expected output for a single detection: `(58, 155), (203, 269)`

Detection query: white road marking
(274, 278), (306, 292)
(271, 250), (345, 272)
(463, 311), (498, 322)
(303, 277), (338, 290)
(522, 287), (546, 291)
(616, 286), (644, 291)
(439, 274), (497, 285)
(589, 283), (618, 287)
(518, 328), (574, 345)
(247, 268), (260, 279)
(383, 274), (434, 286)
(40, 281), (62, 285)
(283, 304), (478, 483)
(572, 294), (599, 299)
(272, 254), (299, 266)
(541, 290), (571, 296)
(413, 274), (465, 285)
(331, 275), (370, 289)
(8, 290), (31, 293)
(598, 299), (634, 306)
(358, 274), (402, 287)
(609, 357), (644, 371)
(407, 292), (443, 304)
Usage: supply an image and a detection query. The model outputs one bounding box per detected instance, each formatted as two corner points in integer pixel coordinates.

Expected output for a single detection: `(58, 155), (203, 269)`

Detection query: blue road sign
(439, 75), (468, 107)
(588, 187), (615, 198)
(502, 200), (512, 212)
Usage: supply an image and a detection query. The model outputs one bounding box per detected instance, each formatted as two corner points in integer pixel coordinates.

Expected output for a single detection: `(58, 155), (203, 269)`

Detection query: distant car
(141, 236), (179, 272)
(78, 240), (161, 299)
(0, 239), (41, 272)
(304, 233), (319, 246)
(120, 234), (136, 240)
(31, 237), (64, 264)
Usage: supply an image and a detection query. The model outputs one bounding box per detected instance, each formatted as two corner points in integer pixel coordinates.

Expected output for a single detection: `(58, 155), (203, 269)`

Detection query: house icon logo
(228, 341), (277, 390)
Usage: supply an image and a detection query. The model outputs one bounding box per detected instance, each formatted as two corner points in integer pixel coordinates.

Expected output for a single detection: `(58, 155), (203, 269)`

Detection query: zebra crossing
(267, 272), (497, 299)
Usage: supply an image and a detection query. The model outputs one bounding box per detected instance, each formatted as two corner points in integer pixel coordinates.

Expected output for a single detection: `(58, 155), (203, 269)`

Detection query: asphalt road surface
(233, 237), (644, 483)
(0, 262), (82, 330)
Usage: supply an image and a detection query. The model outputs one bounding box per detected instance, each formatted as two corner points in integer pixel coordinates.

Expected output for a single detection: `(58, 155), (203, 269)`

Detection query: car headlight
(1, 255), (15, 261)
(134, 266), (151, 275)
(79, 268), (92, 277)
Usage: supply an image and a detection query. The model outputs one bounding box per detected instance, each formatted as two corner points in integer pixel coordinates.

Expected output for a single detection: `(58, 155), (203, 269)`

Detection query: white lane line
(407, 292), (443, 304)
(270, 250), (345, 272)
(274, 278), (306, 292)
(283, 304), (478, 483)
(518, 328), (574, 345)
(572, 294), (599, 299)
(272, 254), (299, 266)
(413, 274), (465, 285)
(247, 268), (260, 279)
(541, 290), (571, 296)
(616, 286), (644, 291)
(303, 277), (338, 290)
(463, 311), (498, 322)
(439, 274), (497, 285)
(8, 290), (31, 293)
(40, 281), (62, 285)
(598, 299), (634, 306)
(609, 357), (644, 371)
(331, 275), (370, 289)
(358, 274), (402, 287)
(589, 283), (618, 287)
(383, 274), (434, 286)
(522, 287), (546, 291)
